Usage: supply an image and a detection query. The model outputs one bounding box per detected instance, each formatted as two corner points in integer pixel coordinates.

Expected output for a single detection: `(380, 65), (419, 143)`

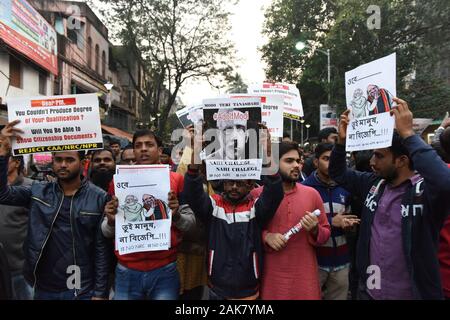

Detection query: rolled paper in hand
(283, 209), (321, 241)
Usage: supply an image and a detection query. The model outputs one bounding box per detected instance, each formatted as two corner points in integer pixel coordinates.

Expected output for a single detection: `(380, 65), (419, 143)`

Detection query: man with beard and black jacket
(89, 148), (116, 192)
(329, 99), (450, 300)
(0, 121), (111, 300)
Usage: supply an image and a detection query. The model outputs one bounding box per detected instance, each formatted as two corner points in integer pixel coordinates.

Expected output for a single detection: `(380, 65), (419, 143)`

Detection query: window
(67, 29), (77, 44)
(39, 72), (47, 95)
(87, 37), (92, 68)
(102, 50), (106, 78)
(9, 55), (22, 88)
(127, 90), (132, 106)
(95, 44), (99, 73)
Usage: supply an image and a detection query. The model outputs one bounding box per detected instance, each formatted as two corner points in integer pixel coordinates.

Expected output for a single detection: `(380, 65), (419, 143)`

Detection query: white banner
(345, 53), (396, 118)
(248, 82), (303, 120)
(114, 165), (172, 255)
(320, 104), (338, 130)
(175, 104), (203, 128)
(345, 53), (396, 151)
(228, 94), (284, 141)
(6, 94), (103, 155)
(205, 159), (263, 180)
(346, 113), (395, 151)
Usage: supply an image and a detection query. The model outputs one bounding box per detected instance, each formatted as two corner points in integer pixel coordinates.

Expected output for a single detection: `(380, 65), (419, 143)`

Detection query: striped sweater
(303, 172), (352, 271)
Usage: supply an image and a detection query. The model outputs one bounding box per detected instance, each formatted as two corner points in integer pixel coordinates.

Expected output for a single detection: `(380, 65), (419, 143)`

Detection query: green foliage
(225, 72), (248, 93)
(262, 0), (450, 137)
(98, 0), (236, 135)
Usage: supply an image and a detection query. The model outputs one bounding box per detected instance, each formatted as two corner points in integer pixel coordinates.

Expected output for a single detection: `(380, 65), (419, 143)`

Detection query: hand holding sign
(390, 97), (415, 139)
(168, 191), (179, 221)
(337, 110), (351, 145)
(0, 120), (24, 156)
(258, 122), (271, 157)
(104, 195), (119, 227)
(439, 112), (450, 129)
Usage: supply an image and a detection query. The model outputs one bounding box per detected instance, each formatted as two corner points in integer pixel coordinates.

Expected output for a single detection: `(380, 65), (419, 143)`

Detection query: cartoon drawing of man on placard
(350, 88), (370, 118)
(142, 194), (170, 221)
(121, 194), (145, 222)
(367, 84), (394, 115)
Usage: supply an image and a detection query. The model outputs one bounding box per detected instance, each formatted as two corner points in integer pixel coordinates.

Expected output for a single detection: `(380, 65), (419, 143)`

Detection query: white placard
(346, 113), (395, 151)
(228, 94), (284, 141)
(205, 159), (263, 180)
(320, 104), (338, 130)
(346, 53), (396, 118)
(248, 82), (303, 120)
(345, 53), (396, 151)
(6, 94), (103, 155)
(175, 104), (203, 128)
(201, 97), (264, 179)
(114, 165), (171, 255)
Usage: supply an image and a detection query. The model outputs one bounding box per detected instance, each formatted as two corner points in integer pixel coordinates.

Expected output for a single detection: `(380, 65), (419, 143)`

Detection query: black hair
(439, 127), (450, 157)
(279, 141), (300, 160)
(318, 127), (338, 141)
(120, 145), (134, 161)
(389, 131), (413, 170)
(78, 150), (86, 160)
(132, 129), (162, 148)
(109, 138), (121, 146)
(314, 143), (334, 159)
(91, 147), (116, 162)
(11, 155), (24, 175)
(354, 150), (373, 172)
(162, 147), (172, 156)
(52, 150), (86, 160)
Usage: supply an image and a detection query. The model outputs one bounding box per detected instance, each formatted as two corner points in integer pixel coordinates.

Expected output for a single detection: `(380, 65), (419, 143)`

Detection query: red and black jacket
(183, 171), (283, 299)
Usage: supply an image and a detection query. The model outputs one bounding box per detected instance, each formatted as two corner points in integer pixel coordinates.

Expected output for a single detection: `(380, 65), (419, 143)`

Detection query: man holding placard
(0, 121), (111, 300)
(329, 99), (450, 299)
(183, 125), (284, 300)
(102, 129), (195, 300)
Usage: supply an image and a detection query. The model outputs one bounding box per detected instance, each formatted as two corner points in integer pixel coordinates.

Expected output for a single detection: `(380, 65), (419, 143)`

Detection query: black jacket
(183, 172), (283, 299)
(0, 156), (111, 298)
(329, 135), (450, 299)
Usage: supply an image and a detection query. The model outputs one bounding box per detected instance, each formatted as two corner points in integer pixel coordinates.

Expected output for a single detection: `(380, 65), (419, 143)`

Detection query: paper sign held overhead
(7, 94), (103, 155)
(345, 53), (397, 151)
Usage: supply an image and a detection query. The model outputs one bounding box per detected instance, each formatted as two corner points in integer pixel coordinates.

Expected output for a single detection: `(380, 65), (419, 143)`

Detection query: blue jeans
(11, 274), (33, 300)
(34, 288), (93, 300)
(114, 262), (180, 300)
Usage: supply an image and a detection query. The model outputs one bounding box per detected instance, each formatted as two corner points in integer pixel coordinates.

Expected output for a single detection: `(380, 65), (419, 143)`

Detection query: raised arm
(183, 167), (213, 225)
(391, 98), (450, 192)
(328, 110), (377, 198)
(0, 122), (32, 206)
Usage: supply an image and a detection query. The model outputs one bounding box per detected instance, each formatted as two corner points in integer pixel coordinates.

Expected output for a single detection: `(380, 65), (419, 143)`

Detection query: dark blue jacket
(0, 156), (111, 298)
(329, 135), (450, 299)
(183, 172), (283, 299)
(302, 172), (352, 269)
